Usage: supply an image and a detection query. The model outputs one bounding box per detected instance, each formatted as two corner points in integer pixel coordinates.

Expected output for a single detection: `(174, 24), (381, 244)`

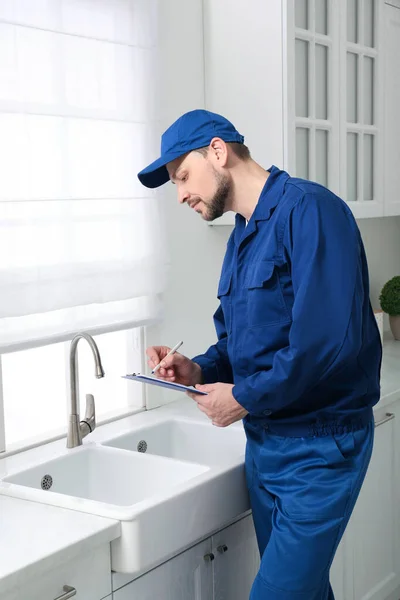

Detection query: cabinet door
(383, 2), (400, 216)
(289, 0), (341, 196)
(330, 535), (346, 600)
(339, 0), (384, 218)
(212, 515), (260, 600)
(113, 539), (213, 600)
(3, 544), (111, 600)
(204, 0), (286, 227)
(350, 410), (400, 600)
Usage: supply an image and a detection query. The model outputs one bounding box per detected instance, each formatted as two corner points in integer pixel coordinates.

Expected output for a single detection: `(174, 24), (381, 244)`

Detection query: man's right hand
(146, 346), (203, 387)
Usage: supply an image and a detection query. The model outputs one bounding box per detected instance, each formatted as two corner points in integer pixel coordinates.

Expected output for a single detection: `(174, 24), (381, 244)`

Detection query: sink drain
(137, 440), (147, 453)
(41, 474), (53, 490)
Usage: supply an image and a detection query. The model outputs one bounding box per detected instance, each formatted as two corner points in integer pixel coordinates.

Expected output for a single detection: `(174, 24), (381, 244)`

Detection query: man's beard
(203, 171), (231, 221)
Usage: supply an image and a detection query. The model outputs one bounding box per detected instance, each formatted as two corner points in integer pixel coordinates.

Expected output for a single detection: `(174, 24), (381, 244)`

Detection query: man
(138, 109), (382, 599)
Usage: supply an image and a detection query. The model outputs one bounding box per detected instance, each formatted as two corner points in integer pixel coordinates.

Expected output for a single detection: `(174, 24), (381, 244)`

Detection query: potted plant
(379, 276), (400, 341)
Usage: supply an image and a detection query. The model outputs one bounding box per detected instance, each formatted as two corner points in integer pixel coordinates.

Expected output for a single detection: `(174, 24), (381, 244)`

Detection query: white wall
(145, 1), (400, 409)
(144, 0), (230, 408)
(357, 217), (400, 325)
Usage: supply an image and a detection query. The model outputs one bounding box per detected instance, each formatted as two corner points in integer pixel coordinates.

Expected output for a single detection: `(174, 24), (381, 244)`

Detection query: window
(0, 1), (164, 452)
(1, 328), (144, 451)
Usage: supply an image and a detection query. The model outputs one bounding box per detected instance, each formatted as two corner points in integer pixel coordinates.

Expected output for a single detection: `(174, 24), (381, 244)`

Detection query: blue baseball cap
(137, 109), (244, 188)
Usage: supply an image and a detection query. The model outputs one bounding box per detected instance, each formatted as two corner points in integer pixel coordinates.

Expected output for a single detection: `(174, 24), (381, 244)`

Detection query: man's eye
(181, 174), (188, 182)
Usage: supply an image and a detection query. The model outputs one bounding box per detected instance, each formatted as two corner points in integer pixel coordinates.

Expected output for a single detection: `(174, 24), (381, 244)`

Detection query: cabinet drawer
(5, 544), (111, 600)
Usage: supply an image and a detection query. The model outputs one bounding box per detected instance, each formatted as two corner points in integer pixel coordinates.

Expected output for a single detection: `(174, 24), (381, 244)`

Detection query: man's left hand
(187, 382), (248, 427)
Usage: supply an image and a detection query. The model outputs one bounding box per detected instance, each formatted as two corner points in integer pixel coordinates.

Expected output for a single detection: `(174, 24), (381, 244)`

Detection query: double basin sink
(0, 405), (249, 575)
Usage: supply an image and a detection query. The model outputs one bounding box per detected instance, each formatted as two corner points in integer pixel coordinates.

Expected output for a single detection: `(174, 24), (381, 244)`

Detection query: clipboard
(122, 373), (208, 395)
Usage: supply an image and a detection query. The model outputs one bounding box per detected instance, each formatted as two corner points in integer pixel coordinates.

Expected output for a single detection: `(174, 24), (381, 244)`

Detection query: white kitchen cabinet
(113, 516), (259, 600)
(4, 544), (112, 600)
(330, 536), (346, 600)
(383, 1), (400, 216)
(338, 0), (385, 218)
(204, 0), (387, 224)
(212, 515), (259, 600)
(338, 407), (400, 600)
(203, 0), (290, 229)
(113, 538), (213, 600)
(352, 408), (400, 600)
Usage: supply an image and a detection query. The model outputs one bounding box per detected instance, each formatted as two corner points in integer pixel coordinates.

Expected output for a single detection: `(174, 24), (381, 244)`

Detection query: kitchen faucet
(67, 332), (105, 448)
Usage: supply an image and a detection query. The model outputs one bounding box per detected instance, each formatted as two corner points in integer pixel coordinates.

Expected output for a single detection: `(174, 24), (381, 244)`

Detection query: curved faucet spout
(67, 332), (105, 448)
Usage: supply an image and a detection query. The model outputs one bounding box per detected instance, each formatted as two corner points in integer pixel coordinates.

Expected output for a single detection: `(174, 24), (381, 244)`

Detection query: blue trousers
(245, 419), (374, 599)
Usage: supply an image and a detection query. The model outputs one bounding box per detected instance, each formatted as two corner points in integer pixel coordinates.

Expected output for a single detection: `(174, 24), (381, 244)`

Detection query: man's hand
(187, 383), (248, 427)
(146, 345), (203, 386)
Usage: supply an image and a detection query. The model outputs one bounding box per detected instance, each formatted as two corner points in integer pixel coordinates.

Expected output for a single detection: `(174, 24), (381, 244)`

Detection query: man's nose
(178, 189), (190, 204)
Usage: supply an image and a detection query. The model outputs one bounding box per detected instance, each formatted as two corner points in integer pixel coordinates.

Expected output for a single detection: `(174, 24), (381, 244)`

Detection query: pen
(151, 340), (183, 374)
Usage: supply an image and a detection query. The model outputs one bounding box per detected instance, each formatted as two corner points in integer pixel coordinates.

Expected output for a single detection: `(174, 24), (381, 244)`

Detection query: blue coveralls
(193, 167), (382, 599)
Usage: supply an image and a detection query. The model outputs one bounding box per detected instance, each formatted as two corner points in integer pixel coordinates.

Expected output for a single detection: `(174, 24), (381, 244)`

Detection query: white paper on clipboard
(122, 373), (208, 395)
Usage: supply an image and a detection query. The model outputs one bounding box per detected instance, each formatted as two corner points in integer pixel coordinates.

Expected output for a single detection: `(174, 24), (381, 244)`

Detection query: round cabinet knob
(204, 552), (215, 562)
(217, 544), (228, 554)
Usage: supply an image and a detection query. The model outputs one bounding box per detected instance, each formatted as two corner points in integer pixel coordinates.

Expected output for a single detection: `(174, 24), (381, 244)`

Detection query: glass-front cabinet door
(289, 0), (384, 217)
(292, 0), (340, 195)
(340, 0), (384, 216)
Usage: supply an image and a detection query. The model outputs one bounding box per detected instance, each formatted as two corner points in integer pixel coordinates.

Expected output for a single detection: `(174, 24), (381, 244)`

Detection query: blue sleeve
(192, 304), (233, 384)
(232, 192), (364, 415)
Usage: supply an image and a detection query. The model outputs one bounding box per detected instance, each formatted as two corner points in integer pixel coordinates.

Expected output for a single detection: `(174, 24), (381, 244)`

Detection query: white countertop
(0, 494), (120, 596)
(0, 336), (399, 596)
(377, 338), (400, 409)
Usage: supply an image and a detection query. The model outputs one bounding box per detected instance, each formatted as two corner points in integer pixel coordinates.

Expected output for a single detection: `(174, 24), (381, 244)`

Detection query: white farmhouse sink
(0, 410), (249, 576)
(2, 445), (208, 507)
(103, 418), (245, 466)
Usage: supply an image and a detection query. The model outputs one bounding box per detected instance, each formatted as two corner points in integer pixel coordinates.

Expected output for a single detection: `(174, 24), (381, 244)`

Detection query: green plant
(380, 276), (400, 315)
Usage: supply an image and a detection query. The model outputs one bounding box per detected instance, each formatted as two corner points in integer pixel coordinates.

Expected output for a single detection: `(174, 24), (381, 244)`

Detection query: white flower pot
(389, 315), (400, 341)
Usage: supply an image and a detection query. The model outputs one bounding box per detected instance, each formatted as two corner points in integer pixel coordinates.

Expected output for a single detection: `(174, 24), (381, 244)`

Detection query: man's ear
(209, 137), (228, 167)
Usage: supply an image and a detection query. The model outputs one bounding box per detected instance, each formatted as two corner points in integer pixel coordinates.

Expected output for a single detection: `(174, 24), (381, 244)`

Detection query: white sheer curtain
(0, 0), (167, 351)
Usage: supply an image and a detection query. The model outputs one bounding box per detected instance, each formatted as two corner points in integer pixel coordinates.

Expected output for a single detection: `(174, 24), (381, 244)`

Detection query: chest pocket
(217, 270), (233, 334)
(245, 260), (290, 328)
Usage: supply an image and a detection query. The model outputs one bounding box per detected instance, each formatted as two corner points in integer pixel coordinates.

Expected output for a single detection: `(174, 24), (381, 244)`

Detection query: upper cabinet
(292, 0), (384, 219)
(383, 0), (400, 216)
(204, 0), (397, 224)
